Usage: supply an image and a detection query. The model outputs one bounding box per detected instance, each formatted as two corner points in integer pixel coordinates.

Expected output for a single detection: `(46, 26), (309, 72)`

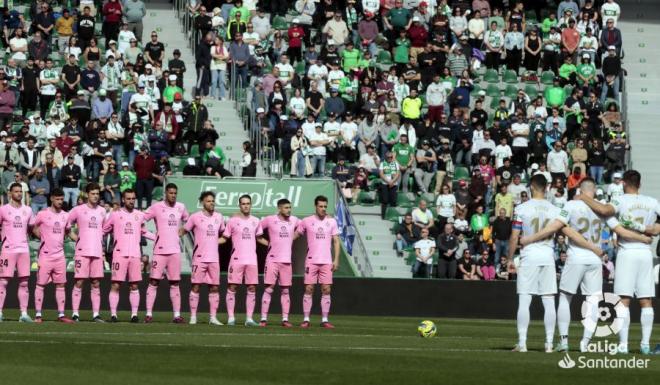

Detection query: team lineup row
(509, 170), (659, 355)
(0, 182), (341, 328)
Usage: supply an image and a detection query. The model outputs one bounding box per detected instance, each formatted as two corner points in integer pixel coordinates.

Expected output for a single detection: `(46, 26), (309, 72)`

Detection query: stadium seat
(541, 71), (555, 85)
(503, 69), (518, 84)
(377, 50), (393, 64)
(490, 96), (507, 109)
(152, 186), (164, 201)
(295, 61), (306, 76)
(272, 16), (288, 30)
(524, 84), (539, 99)
(453, 166), (470, 181)
(563, 84), (574, 96)
(385, 206), (408, 222)
(396, 192), (417, 208)
(483, 69), (499, 83)
(470, 84), (482, 96)
(357, 191), (378, 205)
(485, 83), (501, 98)
(504, 84), (519, 98)
(190, 144), (200, 157)
(417, 193), (437, 207)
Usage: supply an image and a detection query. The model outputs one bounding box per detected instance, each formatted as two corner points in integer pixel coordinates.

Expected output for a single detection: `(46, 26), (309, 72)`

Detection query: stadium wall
(8, 275), (658, 322)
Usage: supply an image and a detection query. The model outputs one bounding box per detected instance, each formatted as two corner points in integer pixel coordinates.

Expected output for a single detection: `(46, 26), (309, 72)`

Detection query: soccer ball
(417, 320), (437, 338)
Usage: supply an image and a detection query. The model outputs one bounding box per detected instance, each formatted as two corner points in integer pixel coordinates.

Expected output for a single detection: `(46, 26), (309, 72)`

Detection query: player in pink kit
(296, 195), (341, 328)
(259, 198), (300, 327)
(67, 183), (107, 322)
(219, 194), (268, 326)
(0, 183), (35, 323)
(104, 189), (155, 323)
(181, 191), (225, 325)
(144, 183), (189, 323)
(33, 189), (75, 323)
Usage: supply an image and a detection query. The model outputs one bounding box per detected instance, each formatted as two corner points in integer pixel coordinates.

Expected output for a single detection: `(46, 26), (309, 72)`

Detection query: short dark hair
(314, 195), (328, 205)
(165, 183), (178, 191)
(622, 170), (641, 189)
(277, 198), (291, 206)
(199, 191), (216, 201)
(50, 188), (64, 197)
(123, 188), (136, 197)
(530, 174), (548, 191)
(9, 182), (22, 191)
(239, 194), (252, 203)
(85, 182), (101, 193)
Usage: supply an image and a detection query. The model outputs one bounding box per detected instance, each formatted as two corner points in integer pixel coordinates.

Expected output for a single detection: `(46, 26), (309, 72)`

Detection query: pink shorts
(228, 263), (258, 285)
(304, 264), (333, 285)
(191, 261), (220, 285)
(111, 255), (143, 283)
(74, 255), (105, 280)
(37, 257), (67, 285)
(263, 261), (293, 286)
(0, 252), (30, 278)
(150, 253), (182, 281)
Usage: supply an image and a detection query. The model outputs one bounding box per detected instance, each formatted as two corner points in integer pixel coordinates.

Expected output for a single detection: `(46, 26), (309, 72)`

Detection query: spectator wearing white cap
(607, 171), (624, 200)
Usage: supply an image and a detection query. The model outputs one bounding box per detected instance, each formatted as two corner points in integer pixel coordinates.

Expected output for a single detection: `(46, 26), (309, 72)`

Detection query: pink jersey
(67, 204), (107, 257)
(0, 204), (34, 254)
(103, 208), (155, 257)
(297, 215), (339, 265)
(222, 215), (263, 265)
(34, 208), (69, 261)
(260, 215), (300, 263)
(144, 201), (190, 254)
(184, 211), (224, 263)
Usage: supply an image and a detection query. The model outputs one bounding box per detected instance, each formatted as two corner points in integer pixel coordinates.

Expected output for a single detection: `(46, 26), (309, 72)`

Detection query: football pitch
(0, 311), (657, 384)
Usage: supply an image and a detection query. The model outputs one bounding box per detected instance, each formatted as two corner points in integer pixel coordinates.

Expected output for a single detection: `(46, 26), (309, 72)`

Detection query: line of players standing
(0, 182), (341, 328)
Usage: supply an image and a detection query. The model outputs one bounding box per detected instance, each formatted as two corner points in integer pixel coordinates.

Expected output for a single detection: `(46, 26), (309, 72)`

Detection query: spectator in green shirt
(229, 0), (250, 24)
(391, 134), (415, 192)
(119, 162), (136, 192)
(162, 74), (184, 103)
(576, 53), (596, 92)
(494, 184), (513, 218)
(384, 0), (412, 42)
(470, 205), (489, 233)
(558, 56), (577, 86)
(541, 13), (558, 37)
(340, 41), (361, 73)
(544, 78), (566, 108)
(393, 30), (411, 66)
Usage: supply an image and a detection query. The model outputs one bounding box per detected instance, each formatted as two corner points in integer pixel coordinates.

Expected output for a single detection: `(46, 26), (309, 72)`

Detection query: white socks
(557, 293), (572, 344)
(582, 295), (600, 343)
(641, 307), (654, 347)
(517, 294), (532, 347)
(542, 295), (556, 345)
(617, 306), (630, 349)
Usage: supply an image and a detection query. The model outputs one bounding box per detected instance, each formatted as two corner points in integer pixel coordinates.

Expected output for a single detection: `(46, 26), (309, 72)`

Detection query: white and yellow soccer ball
(417, 320), (437, 338)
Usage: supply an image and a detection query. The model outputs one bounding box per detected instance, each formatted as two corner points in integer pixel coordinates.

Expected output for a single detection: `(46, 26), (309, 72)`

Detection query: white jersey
(557, 200), (603, 265)
(607, 182), (623, 200)
(606, 194), (660, 250)
(512, 199), (561, 266)
(601, 2), (621, 26)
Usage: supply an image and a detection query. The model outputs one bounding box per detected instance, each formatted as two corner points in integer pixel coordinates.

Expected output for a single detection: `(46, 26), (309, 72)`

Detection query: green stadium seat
(470, 84), (482, 96)
(490, 96), (507, 110)
(396, 192), (417, 208)
(504, 84), (519, 98)
(563, 84), (574, 96)
(295, 60), (306, 75)
(377, 49), (393, 64)
(453, 166), (470, 181)
(485, 83), (501, 98)
(357, 190), (378, 205)
(190, 145), (199, 157)
(272, 16), (288, 30)
(417, 193), (437, 207)
(524, 84), (539, 99)
(483, 69), (499, 83)
(152, 186), (164, 201)
(503, 69), (518, 84)
(604, 98), (619, 110)
(385, 206), (408, 222)
(541, 71), (555, 85)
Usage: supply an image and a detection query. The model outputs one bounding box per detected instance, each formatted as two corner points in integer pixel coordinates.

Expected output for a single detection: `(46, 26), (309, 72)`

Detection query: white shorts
(559, 264), (603, 295)
(614, 248), (656, 298)
(517, 265), (557, 295)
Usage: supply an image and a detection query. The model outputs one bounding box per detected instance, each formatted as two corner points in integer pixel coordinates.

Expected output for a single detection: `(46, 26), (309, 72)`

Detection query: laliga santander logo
(581, 292), (625, 338)
(558, 353), (576, 369)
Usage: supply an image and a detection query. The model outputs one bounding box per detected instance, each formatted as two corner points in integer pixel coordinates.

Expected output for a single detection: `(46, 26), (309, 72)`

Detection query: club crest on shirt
(53, 221), (62, 234)
(125, 222), (134, 234)
(242, 226), (252, 240)
(206, 224), (215, 236)
(279, 225), (289, 238)
(315, 226), (325, 239)
(89, 216), (98, 228)
(168, 213), (177, 226)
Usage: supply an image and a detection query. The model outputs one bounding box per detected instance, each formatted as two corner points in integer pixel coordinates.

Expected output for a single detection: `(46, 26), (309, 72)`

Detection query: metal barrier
(621, 74), (632, 170)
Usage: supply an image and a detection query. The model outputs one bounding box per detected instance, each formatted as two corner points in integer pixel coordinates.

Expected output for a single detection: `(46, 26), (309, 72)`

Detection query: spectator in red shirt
(102, 0), (123, 47)
(561, 19), (580, 63)
(154, 103), (180, 152)
(287, 19), (305, 64)
(55, 130), (75, 158)
(133, 146), (157, 210)
(407, 16), (428, 61)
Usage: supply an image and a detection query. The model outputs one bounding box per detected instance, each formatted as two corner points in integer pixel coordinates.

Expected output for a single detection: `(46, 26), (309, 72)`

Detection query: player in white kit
(508, 174), (602, 353)
(520, 178), (652, 352)
(576, 170), (659, 354)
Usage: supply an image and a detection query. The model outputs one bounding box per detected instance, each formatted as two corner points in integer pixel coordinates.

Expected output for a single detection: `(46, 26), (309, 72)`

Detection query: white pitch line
(0, 338), (505, 353)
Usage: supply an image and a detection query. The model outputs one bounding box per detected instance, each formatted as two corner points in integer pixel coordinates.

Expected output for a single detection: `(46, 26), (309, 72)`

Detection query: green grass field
(0, 310), (658, 384)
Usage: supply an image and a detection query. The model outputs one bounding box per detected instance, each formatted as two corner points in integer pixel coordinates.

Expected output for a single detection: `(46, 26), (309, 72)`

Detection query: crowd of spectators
(187, 0), (629, 278)
(0, 0), (255, 213)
